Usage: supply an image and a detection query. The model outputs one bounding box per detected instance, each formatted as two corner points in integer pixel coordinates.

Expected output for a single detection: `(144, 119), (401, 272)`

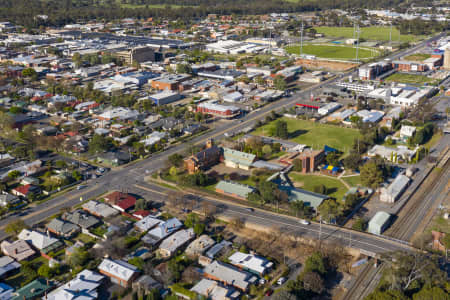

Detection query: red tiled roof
(132, 210), (151, 219)
(116, 197), (136, 211)
(13, 184), (32, 195)
(105, 191), (137, 205)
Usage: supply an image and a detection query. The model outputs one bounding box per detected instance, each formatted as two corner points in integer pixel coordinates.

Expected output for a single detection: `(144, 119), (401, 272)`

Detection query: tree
(135, 199), (149, 210)
(274, 120), (288, 139)
(304, 251), (326, 275)
(22, 68), (37, 78)
(302, 271), (325, 294)
(176, 64), (192, 74)
(129, 257), (145, 270)
(72, 170), (82, 181)
(292, 159), (302, 172)
(184, 213), (199, 228)
(5, 219), (28, 236)
(365, 290), (408, 300)
(169, 166), (178, 177)
(193, 223), (205, 235)
(318, 199), (340, 223)
(290, 200), (304, 217)
(352, 217), (367, 231)
(7, 170), (21, 179)
(89, 134), (112, 154)
(412, 286), (448, 300)
(313, 184), (327, 195)
(273, 75), (287, 91)
(168, 153), (184, 167)
(261, 144), (272, 156)
(360, 160), (384, 188)
(37, 264), (53, 278)
(68, 247), (90, 268)
(325, 152), (340, 166)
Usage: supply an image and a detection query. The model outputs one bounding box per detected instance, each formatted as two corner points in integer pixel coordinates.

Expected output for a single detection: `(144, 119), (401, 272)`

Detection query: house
(134, 216), (163, 232)
(203, 261), (258, 292)
(10, 278), (54, 300)
(11, 184), (40, 198)
(0, 193), (19, 207)
(0, 240), (36, 261)
(17, 229), (63, 255)
(0, 256), (20, 278)
(158, 228), (195, 258)
(62, 210), (100, 229)
(0, 283), (13, 300)
(228, 252), (274, 275)
(82, 200), (119, 218)
(368, 211), (391, 235)
(191, 279), (240, 300)
(185, 235), (215, 258)
(97, 151), (132, 167)
(379, 174), (410, 203)
(184, 140), (222, 174)
(98, 258), (139, 288)
(142, 218), (183, 245)
(132, 275), (162, 294)
(368, 145), (416, 163)
(206, 240), (232, 259)
(46, 269), (104, 300)
(223, 148), (256, 170)
(399, 125), (416, 141)
(215, 180), (255, 200)
(46, 218), (80, 238)
(104, 191), (137, 212)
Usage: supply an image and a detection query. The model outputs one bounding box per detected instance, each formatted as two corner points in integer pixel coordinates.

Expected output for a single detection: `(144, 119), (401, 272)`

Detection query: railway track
(343, 262), (385, 300)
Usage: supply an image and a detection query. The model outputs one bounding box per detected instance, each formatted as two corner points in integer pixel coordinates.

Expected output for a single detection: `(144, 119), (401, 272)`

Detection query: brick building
(184, 139), (222, 174)
(281, 149), (325, 173)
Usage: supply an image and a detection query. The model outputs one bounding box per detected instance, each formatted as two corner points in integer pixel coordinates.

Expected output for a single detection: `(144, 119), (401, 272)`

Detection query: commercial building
(158, 228), (195, 258)
(355, 110), (384, 123)
(380, 174), (410, 203)
(114, 46), (155, 64)
(318, 102), (342, 116)
(150, 74), (191, 91)
(150, 90), (182, 106)
(82, 200), (119, 218)
(98, 258), (139, 288)
(228, 252), (273, 275)
(368, 145), (416, 163)
(367, 85), (436, 108)
(358, 61), (392, 80)
(197, 101), (240, 118)
(215, 180), (255, 200)
(444, 48), (450, 70)
(392, 60), (427, 72)
(335, 81), (375, 93)
(206, 40), (268, 54)
(368, 211), (391, 235)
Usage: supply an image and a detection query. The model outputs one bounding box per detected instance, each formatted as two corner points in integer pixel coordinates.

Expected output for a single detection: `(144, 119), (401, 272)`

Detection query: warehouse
(380, 174), (410, 203)
(368, 211), (391, 235)
(150, 91), (182, 106)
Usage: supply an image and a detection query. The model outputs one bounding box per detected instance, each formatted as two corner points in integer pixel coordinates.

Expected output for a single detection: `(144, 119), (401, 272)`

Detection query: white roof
(135, 216), (162, 232)
(159, 228), (195, 254)
(0, 256), (20, 277)
(46, 269), (104, 300)
(203, 261), (256, 291)
(228, 252), (273, 274)
(18, 229), (59, 250)
(400, 125), (416, 137)
(98, 259), (138, 281)
(82, 200), (119, 218)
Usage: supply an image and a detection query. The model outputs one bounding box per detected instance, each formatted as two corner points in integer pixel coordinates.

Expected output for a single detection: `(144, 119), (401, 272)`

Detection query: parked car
(299, 219), (310, 225)
(277, 277), (286, 285)
(246, 207), (254, 212)
(265, 289), (273, 296)
(77, 185), (87, 190)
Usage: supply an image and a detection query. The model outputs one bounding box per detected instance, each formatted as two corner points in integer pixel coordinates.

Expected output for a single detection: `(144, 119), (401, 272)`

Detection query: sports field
(285, 44), (379, 61)
(384, 73), (437, 85)
(290, 173), (348, 201)
(403, 53), (431, 62)
(252, 118), (361, 154)
(314, 26), (422, 43)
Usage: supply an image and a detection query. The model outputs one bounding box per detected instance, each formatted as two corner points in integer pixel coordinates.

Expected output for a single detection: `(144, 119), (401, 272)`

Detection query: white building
(318, 102), (342, 116)
(47, 270), (104, 300)
(228, 252), (274, 275)
(380, 174), (410, 203)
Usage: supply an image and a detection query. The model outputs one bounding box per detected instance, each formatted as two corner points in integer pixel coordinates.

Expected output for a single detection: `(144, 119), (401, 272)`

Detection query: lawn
(285, 44), (380, 61)
(384, 73), (438, 85)
(342, 175), (362, 187)
(314, 26), (422, 42)
(289, 172), (348, 201)
(117, 2), (193, 8)
(403, 53), (431, 62)
(252, 118), (361, 154)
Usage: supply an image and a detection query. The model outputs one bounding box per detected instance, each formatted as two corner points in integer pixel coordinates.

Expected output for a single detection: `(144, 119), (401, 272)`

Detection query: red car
(265, 289), (273, 296)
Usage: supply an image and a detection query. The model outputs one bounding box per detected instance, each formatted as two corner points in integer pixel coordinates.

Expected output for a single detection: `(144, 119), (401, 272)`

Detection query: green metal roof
(216, 180), (255, 198)
(11, 278), (54, 300)
(287, 187), (328, 209)
(223, 148), (256, 167)
(369, 211), (391, 228)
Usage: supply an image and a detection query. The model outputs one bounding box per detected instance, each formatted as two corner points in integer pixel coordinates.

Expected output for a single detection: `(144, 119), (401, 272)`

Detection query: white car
(299, 219), (310, 225)
(277, 277), (286, 285)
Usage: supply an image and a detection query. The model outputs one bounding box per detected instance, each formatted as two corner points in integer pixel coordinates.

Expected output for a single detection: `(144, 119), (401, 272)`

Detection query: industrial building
(150, 90), (182, 106)
(368, 211), (391, 235)
(380, 174), (410, 203)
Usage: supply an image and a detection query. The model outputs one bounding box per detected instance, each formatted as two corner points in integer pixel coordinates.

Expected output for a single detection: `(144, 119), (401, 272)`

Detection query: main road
(0, 33), (445, 255)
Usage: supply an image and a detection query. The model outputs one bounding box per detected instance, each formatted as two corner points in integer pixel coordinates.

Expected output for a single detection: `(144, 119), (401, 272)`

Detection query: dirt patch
(295, 58), (358, 71)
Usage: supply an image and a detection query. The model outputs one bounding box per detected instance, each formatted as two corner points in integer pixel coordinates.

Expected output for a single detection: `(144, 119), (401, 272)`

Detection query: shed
(368, 211), (391, 235)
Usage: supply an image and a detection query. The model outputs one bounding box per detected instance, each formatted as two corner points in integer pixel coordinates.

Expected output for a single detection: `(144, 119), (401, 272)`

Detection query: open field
(290, 172), (348, 201)
(285, 44), (379, 61)
(252, 118), (361, 154)
(384, 73), (438, 85)
(314, 26), (422, 42)
(403, 53), (431, 61)
(342, 175), (362, 187)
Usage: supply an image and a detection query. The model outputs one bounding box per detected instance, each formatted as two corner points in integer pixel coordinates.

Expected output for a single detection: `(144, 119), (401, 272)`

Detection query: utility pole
(355, 25), (361, 63)
(389, 22), (393, 48)
(319, 216), (322, 241)
(300, 21), (304, 57)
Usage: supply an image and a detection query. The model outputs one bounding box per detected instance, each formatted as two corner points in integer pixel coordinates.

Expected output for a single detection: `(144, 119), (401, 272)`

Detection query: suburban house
(0, 193), (19, 207)
(0, 240), (36, 261)
(11, 184), (40, 198)
(132, 275), (162, 295)
(203, 260), (258, 292)
(215, 180), (255, 200)
(46, 269), (104, 300)
(104, 191), (137, 212)
(206, 240), (232, 259)
(134, 215), (163, 232)
(17, 229), (63, 255)
(82, 200), (119, 218)
(46, 218), (81, 238)
(158, 228), (195, 258)
(142, 218), (183, 245)
(0, 283), (13, 300)
(184, 140), (222, 174)
(185, 235), (215, 258)
(223, 148), (256, 170)
(0, 256), (20, 278)
(399, 125), (416, 141)
(191, 279), (240, 300)
(98, 258), (139, 288)
(62, 210), (100, 230)
(10, 278), (54, 300)
(228, 252), (274, 275)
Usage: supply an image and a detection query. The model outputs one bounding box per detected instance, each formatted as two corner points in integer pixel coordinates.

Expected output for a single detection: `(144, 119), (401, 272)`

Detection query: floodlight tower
(355, 25), (361, 63)
(300, 21), (304, 56)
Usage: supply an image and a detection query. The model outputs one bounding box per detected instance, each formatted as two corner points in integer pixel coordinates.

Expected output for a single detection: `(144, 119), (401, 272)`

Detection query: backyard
(314, 26), (422, 42)
(289, 172), (348, 201)
(252, 118), (361, 154)
(285, 44), (380, 61)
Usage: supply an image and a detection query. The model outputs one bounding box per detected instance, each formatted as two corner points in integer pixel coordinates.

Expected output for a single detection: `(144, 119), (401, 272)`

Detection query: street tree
(5, 219), (28, 236)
